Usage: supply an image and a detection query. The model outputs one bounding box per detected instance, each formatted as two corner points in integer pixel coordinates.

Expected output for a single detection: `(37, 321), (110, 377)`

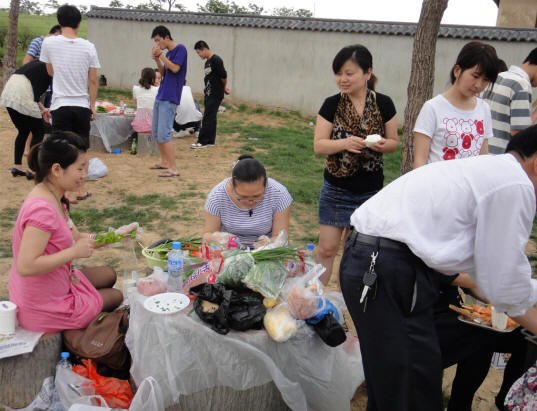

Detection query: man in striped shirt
(484, 48), (537, 154)
(22, 25), (61, 65)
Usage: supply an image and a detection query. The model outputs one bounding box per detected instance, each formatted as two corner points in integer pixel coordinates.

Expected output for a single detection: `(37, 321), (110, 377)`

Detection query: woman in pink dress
(131, 67), (159, 134)
(9, 131), (123, 333)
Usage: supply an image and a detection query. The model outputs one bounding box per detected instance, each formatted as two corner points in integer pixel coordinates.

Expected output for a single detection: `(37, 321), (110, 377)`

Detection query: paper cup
(0, 301), (17, 334)
(491, 306), (508, 330)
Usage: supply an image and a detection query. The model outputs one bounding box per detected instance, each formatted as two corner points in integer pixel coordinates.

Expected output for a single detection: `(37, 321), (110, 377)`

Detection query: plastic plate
(143, 293), (190, 314)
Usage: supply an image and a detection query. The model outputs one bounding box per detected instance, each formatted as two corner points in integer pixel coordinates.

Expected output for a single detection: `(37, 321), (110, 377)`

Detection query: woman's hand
(344, 135), (366, 154)
(369, 137), (387, 152)
(72, 236), (95, 258)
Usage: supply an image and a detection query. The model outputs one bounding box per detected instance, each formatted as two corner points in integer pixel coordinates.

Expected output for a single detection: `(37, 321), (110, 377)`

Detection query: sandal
(76, 192), (92, 201)
(149, 164), (167, 170)
(158, 171), (180, 178)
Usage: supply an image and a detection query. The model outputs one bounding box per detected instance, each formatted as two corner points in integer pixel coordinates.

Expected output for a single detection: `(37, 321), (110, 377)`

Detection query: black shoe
(25, 170), (34, 180)
(10, 168), (26, 177)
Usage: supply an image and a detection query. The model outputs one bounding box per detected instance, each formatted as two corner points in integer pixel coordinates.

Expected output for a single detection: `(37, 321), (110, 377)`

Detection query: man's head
(151, 26), (173, 50)
(194, 40), (210, 59)
(506, 125), (537, 189)
(57, 5), (81, 30)
(48, 25), (61, 35)
(522, 47), (537, 87)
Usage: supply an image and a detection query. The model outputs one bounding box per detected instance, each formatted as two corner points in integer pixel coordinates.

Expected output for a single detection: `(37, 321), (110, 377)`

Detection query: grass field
(0, 11), (87, 66)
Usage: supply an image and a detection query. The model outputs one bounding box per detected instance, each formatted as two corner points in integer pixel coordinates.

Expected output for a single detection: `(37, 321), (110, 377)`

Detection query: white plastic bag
(87, 157), (108, 179)
(55, 367), (108, 409)
(130, 377), (164, 411)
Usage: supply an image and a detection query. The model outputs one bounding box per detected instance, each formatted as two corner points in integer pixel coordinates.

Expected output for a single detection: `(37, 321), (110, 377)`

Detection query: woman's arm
(479, 139), (488, 155)
(271, 206), (290, 240)
(313, 115), (364, 155)
(16, 226), (94, 277)
(202, 212), (223, 243)
(413, 132), (432, 169)
(369, 115), (399, 154)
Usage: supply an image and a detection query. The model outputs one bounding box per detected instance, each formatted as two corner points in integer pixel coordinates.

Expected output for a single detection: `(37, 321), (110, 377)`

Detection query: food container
(142, 248), (168, 270)
(0, 301), (17, 334)
(491, 306), (508, 330)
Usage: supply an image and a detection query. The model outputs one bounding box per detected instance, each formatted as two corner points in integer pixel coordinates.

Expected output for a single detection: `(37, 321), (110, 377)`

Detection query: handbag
(63, 306), (131, 371)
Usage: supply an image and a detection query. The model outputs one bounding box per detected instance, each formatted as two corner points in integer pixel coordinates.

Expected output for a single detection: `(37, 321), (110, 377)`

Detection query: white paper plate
(143, 293), (190, 314)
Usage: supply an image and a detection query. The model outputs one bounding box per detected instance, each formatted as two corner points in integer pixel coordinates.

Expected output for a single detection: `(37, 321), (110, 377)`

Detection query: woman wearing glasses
(203, 154), (292, 247)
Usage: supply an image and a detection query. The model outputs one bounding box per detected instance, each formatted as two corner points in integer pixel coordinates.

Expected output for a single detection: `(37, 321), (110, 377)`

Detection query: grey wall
(88, 18), (536, 121)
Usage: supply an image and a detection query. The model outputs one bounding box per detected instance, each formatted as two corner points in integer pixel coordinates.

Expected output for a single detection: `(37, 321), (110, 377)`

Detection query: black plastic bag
(190, 283), (266, 335)
(309, 313), (346, 347)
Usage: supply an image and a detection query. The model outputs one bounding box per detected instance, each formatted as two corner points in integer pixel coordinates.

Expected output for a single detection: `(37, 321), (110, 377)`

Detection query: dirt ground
(0, 107), (507, 410)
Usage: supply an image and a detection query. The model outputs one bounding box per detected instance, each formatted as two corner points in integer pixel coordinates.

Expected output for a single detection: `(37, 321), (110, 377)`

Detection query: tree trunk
(400, 0), (449, 174)
(3, 0), (20, 88)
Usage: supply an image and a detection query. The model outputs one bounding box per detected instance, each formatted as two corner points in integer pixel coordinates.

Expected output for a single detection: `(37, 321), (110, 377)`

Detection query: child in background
(154, 68), (162, 87)
(131, 67), (159, 134)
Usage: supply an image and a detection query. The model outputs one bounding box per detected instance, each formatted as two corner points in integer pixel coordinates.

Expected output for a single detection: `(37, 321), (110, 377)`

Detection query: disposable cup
(491, 306), (508, 330)
(0, 301), (17, 334)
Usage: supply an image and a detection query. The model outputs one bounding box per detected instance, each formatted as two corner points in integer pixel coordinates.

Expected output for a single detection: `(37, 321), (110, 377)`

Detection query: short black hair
(49, 24), (61, 35)
(56, 5), (81, 29)
(332, 44), (372, 74)
(232, 154), (266, 186)
(151, 25), (172, 41)
(449, 41), (499, 84)
(523, 47), (537, 65)
(506, 125), (537, 159)
(194, 40), (209, 50)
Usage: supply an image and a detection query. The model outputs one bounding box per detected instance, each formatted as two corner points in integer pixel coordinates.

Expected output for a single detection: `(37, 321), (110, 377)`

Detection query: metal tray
(457, 315), (518, 333)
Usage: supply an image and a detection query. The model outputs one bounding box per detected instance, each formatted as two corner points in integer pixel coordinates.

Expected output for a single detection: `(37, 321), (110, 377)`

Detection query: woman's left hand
(369, 137), (387, 152)
(42, 109), (51, 124)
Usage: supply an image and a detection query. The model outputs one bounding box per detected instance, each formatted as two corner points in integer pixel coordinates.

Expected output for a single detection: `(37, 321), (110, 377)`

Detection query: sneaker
(190, 142), (214, 149)
(187, 128), (195, 134)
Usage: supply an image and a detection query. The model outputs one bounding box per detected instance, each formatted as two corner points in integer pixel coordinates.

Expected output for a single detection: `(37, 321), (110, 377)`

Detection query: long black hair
(231, 154), (267, 186)
(139, 67), (156, 89)
(449, 41), (499, 84)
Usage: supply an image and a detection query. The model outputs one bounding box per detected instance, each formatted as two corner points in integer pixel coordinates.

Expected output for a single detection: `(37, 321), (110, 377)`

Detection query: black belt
(350, 230), (408, 252)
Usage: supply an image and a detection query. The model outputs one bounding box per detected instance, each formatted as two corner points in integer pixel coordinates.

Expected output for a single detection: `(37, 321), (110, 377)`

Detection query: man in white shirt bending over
(339, 124), (537, 411)
(40, 4), (99, 202)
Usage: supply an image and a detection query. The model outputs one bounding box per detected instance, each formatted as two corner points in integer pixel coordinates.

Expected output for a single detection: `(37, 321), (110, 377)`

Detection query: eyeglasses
(232, 186), (265, 204)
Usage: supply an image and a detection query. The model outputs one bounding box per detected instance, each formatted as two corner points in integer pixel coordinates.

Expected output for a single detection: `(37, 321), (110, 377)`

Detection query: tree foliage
(19, 0), (42, 15)
(272, 7), (312, 17)
(197, 0), (263, 14)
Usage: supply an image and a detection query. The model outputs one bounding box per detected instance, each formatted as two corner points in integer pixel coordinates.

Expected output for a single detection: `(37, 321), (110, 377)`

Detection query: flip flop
(149, 164), (167, 170)
(158, 171), (180, 178)
(76, 192), (92, 201)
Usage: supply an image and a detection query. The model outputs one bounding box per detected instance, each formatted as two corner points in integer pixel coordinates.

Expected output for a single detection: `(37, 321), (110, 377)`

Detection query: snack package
(216, 250), (255, 287)
(264, 304), (298, 342)
(243, 260), (288, 299)
(181, 262), (216, 296)
(137, 267), (167, 296)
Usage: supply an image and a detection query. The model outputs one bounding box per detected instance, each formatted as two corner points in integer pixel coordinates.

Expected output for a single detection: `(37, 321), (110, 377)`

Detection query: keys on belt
(360, 251), (378, 312)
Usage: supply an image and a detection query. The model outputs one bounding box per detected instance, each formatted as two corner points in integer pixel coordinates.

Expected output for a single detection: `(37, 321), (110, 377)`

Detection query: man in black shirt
(191, 40), (229, 149)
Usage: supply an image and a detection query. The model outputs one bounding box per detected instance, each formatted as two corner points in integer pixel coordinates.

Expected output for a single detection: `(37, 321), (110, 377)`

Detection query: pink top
(9, 197), (103, 332)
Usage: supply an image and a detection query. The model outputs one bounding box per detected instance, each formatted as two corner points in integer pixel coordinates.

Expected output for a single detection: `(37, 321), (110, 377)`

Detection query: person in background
(149, 25), (187, 177)
(203, 154), (292, 247)
(173, 84), (202, 137)
(131, 67), (159, 134)
(339, 125), (537, 411)
(313, 44), (398, 285)
(190, 40), (229, 149)
(154, 69), (162, 87)
(413, 41), (499, 167)
(484, 47), (537, 153)
(22, 25), (61, 65)
(40, 4), (100, 203)
(9, 131), (122, 333)
(0, 61), (52, 179)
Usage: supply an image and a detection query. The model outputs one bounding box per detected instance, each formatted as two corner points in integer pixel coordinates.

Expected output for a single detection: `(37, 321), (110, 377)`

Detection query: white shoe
(190, 142), (213, 149)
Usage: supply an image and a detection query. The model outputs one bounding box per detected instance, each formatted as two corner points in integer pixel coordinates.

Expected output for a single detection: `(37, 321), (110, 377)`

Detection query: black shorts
(51, 106), (91, 148)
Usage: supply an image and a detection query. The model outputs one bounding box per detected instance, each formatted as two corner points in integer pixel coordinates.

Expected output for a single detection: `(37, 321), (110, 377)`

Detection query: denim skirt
(318, 180), (377, 227)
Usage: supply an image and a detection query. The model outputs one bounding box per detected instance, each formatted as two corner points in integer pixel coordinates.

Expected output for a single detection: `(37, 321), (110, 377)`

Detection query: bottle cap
(307, 243), (315, 250)
(172, 241), (182, 249)
(61, 352), (70, 359)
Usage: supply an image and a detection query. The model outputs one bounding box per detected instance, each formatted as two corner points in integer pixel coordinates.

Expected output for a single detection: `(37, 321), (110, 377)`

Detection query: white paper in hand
(365, 134), (382, 147)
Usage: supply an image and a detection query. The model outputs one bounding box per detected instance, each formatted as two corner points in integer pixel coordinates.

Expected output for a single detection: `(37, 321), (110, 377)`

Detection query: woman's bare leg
(317, 225), (345, 285)
(81, 266), (123, 312)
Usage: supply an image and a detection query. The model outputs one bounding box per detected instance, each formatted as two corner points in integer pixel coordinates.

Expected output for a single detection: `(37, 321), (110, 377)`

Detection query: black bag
(190, 283), (266, 335)
(310, 313), (346, 347)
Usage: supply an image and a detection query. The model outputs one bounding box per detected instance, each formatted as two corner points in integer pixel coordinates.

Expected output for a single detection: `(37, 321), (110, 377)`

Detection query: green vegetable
(94, 229), (137, 246)
(251, 247), (299, 262)
(96, 105), (107, 113)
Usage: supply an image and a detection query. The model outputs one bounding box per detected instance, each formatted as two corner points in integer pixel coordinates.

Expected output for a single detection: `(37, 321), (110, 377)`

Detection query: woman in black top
(313, 44), (398, 285)
(0, 61), (52, 179)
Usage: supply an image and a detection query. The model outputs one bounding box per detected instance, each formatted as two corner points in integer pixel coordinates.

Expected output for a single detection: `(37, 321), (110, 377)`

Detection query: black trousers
(7, 107), (44, 165)
(51, 106), (91, 148)
(197, 95), (222, 145)
(340, 231), (442, 411)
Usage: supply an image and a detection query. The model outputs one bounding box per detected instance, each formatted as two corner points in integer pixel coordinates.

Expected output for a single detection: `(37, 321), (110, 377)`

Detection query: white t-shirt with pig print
(414, 94), (493, 163)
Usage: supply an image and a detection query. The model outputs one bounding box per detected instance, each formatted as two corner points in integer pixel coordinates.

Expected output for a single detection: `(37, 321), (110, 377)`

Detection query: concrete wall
(88, 18), (536, 120)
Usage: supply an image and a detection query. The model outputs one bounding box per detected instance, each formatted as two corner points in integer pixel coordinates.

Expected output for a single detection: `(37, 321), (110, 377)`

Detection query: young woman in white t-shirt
(131, 67), (159, 134)
(413, 42), (500, 167)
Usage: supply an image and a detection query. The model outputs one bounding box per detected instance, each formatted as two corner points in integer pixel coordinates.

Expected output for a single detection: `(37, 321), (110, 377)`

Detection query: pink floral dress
(9, 197), (103, 332)
(505, 361), (537, 410)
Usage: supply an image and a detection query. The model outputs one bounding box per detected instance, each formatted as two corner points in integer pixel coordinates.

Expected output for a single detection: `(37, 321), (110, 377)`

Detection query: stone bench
(0, 333), (62, 409)
(89, 133), (158, 156)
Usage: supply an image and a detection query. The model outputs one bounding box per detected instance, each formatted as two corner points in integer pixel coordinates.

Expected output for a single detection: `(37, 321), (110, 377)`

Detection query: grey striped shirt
(483, 66), (532, 154)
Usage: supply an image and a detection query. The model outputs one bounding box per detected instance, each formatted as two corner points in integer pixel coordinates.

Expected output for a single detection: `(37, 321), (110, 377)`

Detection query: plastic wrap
(263, 304), (298, 342)
(216, 250), (255, 287)
(127, 291), (364, 411)
(243, 260), (288, 299)
(90, 114), (134, 152)
(137, 267), (167, 296)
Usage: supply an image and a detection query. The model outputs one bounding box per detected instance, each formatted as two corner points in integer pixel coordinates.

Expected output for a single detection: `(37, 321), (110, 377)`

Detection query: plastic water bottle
(56, 352), (72, 373)
(304, 243), (316, 270)
(119, 98), (125, 115)
(167, 241), (184, 292)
